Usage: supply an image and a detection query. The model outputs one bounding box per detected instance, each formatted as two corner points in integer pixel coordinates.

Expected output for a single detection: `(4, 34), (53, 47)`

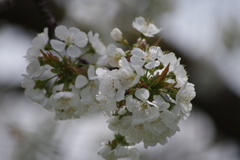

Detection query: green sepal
(34, 79), (47, 90)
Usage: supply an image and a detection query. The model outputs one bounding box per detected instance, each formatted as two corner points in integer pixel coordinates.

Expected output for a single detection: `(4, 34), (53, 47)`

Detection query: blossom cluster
(22, 17), (196, 160)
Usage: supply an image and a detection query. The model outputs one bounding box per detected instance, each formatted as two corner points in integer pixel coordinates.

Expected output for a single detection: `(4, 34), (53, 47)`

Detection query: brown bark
(32, 0), (57, 39)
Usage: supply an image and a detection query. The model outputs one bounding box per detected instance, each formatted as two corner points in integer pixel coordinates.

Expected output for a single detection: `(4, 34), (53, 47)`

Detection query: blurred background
(0, 0), (240, 159)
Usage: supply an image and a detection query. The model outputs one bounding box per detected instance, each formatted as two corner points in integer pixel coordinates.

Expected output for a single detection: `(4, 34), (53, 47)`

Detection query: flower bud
(111, 28), (123, 42)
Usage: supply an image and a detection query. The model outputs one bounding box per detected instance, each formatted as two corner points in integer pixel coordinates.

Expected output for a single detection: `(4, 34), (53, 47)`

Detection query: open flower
(25, 28), (49, 62)
(88, 31), (106, 55)
(50, 91), (81, 120)
(126, 91), (160, 124)
(132, 17), (162, 37)
(113, 57), (144, 101)
(176, 82), (196, 119)
(50, 25), (88, 58)
(98, 142), (140, 160)
(130, 46), (162, 69)
(26, 60), (48, 77)
(75, 65), (99, 105)
(107, 44), (126, 67)
(22, 74), (51, 110)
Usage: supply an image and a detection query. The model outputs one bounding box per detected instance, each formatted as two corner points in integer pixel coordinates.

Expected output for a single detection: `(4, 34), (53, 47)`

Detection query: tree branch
(32, 0), (57, 39)
(0, 0), (57, 39)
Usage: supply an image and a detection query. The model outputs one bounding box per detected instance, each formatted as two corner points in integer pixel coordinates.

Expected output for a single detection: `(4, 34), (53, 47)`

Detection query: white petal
(171, 105), (180, 116)
(135, 88), (149, 101)
(132, 75), (141, 86)
(106, 98), (117, 111)
(74, 32), (88, 47)
(131, 48), (144, 57)
(114, 79), (121, 89)
(132, 17), (145, 31)
(128, 147), (140, 159)
(126, 95), (139, 112)
(146, 105), (160, 122)
(130, 56), (144, 67)
(21, 74), (35, 89)
(116, 89), (125, 101)
(50, 39), (66, 52)
(115, 146), (128, 157)
(175, 65), (187, 78)
(96, 54), (108, 66)
(55, 25), (68, 40)
(161, 52), (177, 66)
(95, 42), (106, 55)
(41, 98), (53, 110)
(119, 57), (129, 68)
(117, 48), (126, 56)
(67, 45), (81, 58)
(26, 47), (40, 58)
(80, 87), (94, 104)
(96, 68), (106, 77)
(158, 102), (170, 111)
(97, 143), (111, 157)
(131, 111), (145, 124)
(68, 27), (80, 35)
(27, 61), (46, 77)
(145, 61), (160, 69)
(75, 75), (88, 88)
(26, 61), (40, 75)
(87, 65), (95, 79)
(87, 31), (95, 44)
(25, 88), (45, 101)
(32, 35), (47, 49)
(133, 65), (144, 76)
(106, 44), (117, 56)
(148, 23), (162, 35)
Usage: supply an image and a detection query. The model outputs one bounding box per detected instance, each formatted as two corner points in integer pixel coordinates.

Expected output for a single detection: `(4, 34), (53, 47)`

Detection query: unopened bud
(111, 28), (124, 42)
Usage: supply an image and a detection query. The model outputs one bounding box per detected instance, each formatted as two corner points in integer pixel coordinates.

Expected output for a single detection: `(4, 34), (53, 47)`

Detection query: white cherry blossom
(98, 142), (140, 160)
(88, 31), (106, 55)
(75, 65), (99, 105)
(22, 74), (52, 110)
(50, 25), (88, 58)
(21, 74), (35, 89)
(106, 44), (126, 67)
(132, 16), (162, 37)
(126, 94), (160, 124)
(176, 82), (196, 119)
(107, 115), (132, 136)
(159, 52), (180, 71)
(26, 60), (48, 77)
(109, 57), (144, 101)
(25, 28), (49, 62)
(50, 91), (81, 120)
(174, 64), (188, 87)
(130, 47), (162, 69)
(115, 145), (140, 159)
(96, 68), (118, 98)
(118, 57), (144, 87)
